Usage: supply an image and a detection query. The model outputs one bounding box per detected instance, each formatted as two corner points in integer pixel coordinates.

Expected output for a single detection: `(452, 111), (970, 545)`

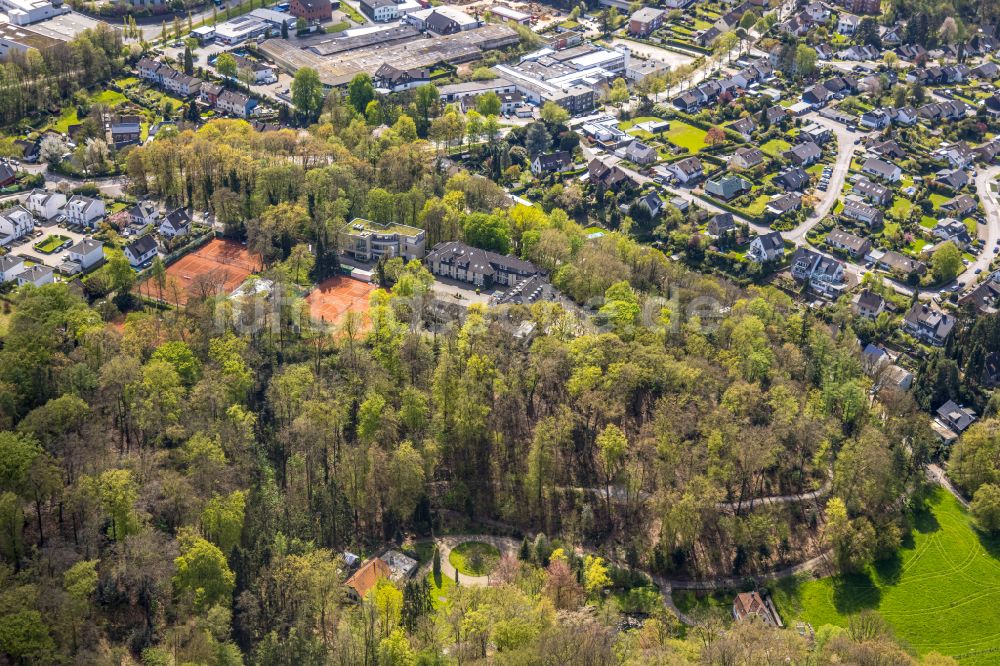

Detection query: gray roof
(69, 238), (102, 254)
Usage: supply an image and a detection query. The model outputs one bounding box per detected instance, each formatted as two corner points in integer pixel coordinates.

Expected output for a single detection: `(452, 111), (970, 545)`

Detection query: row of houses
(138, 58), (258, 119)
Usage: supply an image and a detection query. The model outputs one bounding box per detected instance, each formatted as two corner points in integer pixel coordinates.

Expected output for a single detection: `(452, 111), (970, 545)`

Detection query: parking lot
(8, 221), (91, 269)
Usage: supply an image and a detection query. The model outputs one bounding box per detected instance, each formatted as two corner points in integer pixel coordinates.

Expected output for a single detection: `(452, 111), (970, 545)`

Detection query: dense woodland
(0, 82), (981, 661)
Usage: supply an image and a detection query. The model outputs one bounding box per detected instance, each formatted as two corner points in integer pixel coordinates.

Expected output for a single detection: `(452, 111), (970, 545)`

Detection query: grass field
(92, 89), (127, 107)
(666, 121), (708, 153)
(34, 235), (70, 254)
(427, 572), (456, 610)
(773, 490), (1000, 663)
(760, 138), (790, 157)
(449, 541), (500, 576)
(890, 197), (914, 219)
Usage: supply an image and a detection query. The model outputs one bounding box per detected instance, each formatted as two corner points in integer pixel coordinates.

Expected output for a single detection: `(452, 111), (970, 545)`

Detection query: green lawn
(114, 77), (139, 88)
(427, 571), (456, 610)
(49, 107), (79, 134)
(890, 197), (914, 218)
(666, 121), (709, 153)
(92, 89), (127, 106)
(760, 138), (790, 157)
(929, 193), (949, 209)
(449, 541), (500, 576)
(773, 490), (1000, 663)
(906, 238), (929, 255)
(920, 215), (938, 229)
(34, 235), (71, 254)
(744, 194), (771, 217)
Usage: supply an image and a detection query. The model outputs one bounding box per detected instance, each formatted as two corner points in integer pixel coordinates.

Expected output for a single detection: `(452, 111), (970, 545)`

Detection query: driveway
(9, 222), (90, 269)
(781, 114), (862, 245)
(970, 165), (1000, 281)
(608, 38), (697, 70)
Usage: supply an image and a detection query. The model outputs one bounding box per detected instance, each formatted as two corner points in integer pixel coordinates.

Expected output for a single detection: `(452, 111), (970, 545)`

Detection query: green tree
(0, 610), (54, 663)
(348, 73), (376, 115)
(795, 44), (817, 77)
(462, 212), (511, 253)
(183, 46), (194, 75)
(174, 528), (236, 610)
(540, 101), (570, 126)
(201, 490), (246, 554)
(931, 241), (963, 283)
(215, 52), (237, 79)
(90, 469), (140, 542)
(971, 483), (1000, 532)
(608, 77), (630, 107)
(150, 340), (201, 386)
(476, 91), (501, 117)
(583, 555), (611, 597)
(292, 66), (324, 122)
(524, 121), (551, 158)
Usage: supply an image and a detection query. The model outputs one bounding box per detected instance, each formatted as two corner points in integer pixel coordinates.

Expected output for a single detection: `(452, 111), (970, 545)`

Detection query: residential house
(588, 158), (634, 190)
(637, 190), (665, 218)
(776, 166), (809, 192)
(0, 160), (15, 187)
(918, 100), (970, 122)
(67, 238), (104, 270)
(345, 557), (391, 600)
(800, 122), (832, 144)
(531, 151), (573, 176)
(24, 189), (65, 220)
(804, 2), (829, 21)
(852, 177), (891, 205)
(732, 592), (780, 626)
(359, 0), (398, 22)
(625, 140), (658, 165)
(842, 198), (884, 226)
(932, 218), (973, 249)
(936, 400), (977, 433)
(730, 146), (765, 170)
(853, 289), (885, 318)
(766, 192), (802, 217)
(374, 63), (430, 92)
(0, 205), (34, 245)
(878, 250), (926, 277)
(827, 228), (871, 258)
(695, 26), (721, 48)
(628, 7), (665, 37)
(764, 105), (788, 125)
(234, 55), (277, 85)
(861, 157), (902, 182)
(17, 265), (54, 288)
(902, 303), (955, 345)
(289, 0), (332, 22)
(886, 106), (918, 126)
(801, 84), (831, 108)
(941, 194), (977, 218)
(424, 240), (539, 287)
(784, 141), (822, 166)
(881, 22), (904, 43)
(837, 12), (859, 34)
(862, 342), (889, 372)
(200, 82), (223, 106)
(959, 278), (1000, 314)
(216, 90), (257, 118)
(159, 208), (192, 238)
(838, 44), (879, 60)
(129, 201), (160, 234)
(381, 550), (419, 581)
(790, 247), (845, 295)
(123, 235), (158, 268)
(109, 122), (141, 148)
(934, 168), (968, 191)
(160, 68), (202, 97)
(860, 108), (890, 130)
(728, 117), (756, 140)
(0, 254), (25, 283)
(867, 139), (906, 160)
(666, 156), (703, 184)
(896, 44), (927, 61)
(706, 213), (736, 237)
(705, 174), (751, 201)
(935, 142), (976, 169)
(747, 231), (785, 262)
(341, 218), (427, 262)
(63, 195), (105, 229)
(972, 61), (1000, 80)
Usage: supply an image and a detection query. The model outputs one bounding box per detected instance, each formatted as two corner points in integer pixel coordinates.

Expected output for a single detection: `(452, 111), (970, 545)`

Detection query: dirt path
(431, 535), (521, 587)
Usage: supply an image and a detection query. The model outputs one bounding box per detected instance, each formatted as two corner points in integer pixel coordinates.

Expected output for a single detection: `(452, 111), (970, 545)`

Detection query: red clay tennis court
(305, 275), (375, 327)
(140, 239), (261, 306)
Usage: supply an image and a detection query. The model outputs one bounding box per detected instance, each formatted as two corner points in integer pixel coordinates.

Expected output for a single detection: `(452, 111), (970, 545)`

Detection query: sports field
(773, 489), (1000, 663)
(305, 275), (374, 327)
(142, 239), (260, 305)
